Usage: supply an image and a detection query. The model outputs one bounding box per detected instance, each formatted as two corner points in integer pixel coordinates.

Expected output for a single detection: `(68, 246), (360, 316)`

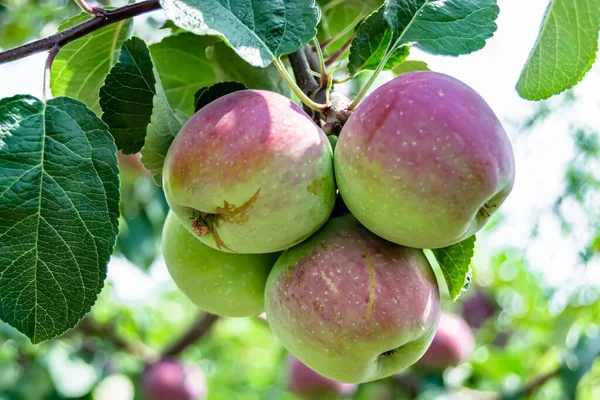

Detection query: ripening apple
(162, 211), (278, 317)
(265, 215), (441, 383)
(287, 356), (357, 399)
(417, 312), (475, 370)
(142, 358), (207, 400)
(461, 290), (497, 329)
(163, 89), (336, 254)
(335, 71), (515, 249)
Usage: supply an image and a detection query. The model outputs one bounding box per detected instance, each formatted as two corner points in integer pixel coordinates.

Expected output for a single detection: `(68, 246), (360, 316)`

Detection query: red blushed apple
(287, 356), (357, 399)
(163, 90), (335, 254)
(335, 71), (515, 249)
(265, 215), (441, 383)
(142, 358), (206, 400)
(417, 312), (475, 370)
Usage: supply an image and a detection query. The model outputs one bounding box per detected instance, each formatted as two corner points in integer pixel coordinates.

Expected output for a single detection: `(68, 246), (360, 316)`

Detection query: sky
(0, 0), (599, 303)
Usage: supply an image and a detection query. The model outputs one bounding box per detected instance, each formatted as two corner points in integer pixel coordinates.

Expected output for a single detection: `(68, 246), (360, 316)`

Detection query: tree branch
(0, 0), (161, 65)
(162, 313), (219, 358)
(288, 49), (319, 96)
(75, 316), (157, 363)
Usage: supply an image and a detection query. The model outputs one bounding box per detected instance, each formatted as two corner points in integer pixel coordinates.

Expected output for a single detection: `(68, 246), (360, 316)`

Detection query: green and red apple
(287, 356), (357, 399)
(162, 211), (278, 317)
(335, 71), (515, 249)
(265, 215), (441, 383)
(163, 90), (336, 254)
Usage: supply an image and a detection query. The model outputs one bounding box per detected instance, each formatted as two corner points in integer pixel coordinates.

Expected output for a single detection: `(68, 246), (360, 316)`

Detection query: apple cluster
(161, 72), (515, 384)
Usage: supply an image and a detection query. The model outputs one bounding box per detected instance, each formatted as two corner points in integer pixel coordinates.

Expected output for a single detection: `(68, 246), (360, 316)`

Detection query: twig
(287, 49), (319, 96)
(0, 0), (161, 65)
(162, 313), (219, 358)
(76, 317), (157, 363)
(325, 34), (355, 67)
(311, 38), (329, 89)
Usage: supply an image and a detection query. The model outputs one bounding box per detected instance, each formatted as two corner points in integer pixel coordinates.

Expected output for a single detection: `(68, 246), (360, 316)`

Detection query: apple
(417, 312), (475, 370)
(265, 215), (441, 383)
(335, 71), (515, 249)
(461, 290), (497, 329)
(163, 89), (336, 254)
(287, 356), (357, 399)
(162, 211), (278, 317)
(142, 358), (206, 400)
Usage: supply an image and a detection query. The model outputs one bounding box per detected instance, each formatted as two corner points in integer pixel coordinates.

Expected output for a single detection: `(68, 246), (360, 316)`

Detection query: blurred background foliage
(0, 0), (599, 399)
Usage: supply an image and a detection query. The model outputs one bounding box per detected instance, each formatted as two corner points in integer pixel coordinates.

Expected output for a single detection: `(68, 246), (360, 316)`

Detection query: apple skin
(265, 215), (441, 383)
(142, 358), (207, 400)
(417, 312), (475, 370)
(163, 89), (335, 254)
(162, 211), (278, 317)
(287, 356), (357, 399)
(334, 71), (515, 249)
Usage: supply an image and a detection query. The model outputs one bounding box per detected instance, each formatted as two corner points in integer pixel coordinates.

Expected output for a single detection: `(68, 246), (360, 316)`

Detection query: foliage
(0, 0), (599, 398)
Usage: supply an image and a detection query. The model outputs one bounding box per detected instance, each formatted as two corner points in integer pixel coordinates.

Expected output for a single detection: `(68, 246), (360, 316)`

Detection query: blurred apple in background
(417, 312), (475, 370)
(287, 356), (357, 400)
(142, 358), (207, 400)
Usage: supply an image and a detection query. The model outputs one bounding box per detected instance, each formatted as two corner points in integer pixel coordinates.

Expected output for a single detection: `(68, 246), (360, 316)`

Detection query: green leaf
(0, 95), (120, 343)
(385, 0), (499, 56)
(50, 13), (132, 115)
(516, 0), (600, 101)
(210, 42), (291, 96)
(560, 333), (600, 398)
(98, 38), (183, 186)
(348, 6), (411, 76)
(116, 210), (156, 271)
(392, 59), (430, 76)
(159, 0), (321, 67)
(194, 81), (247, 112)
(150, 33), (218, 116)
(431, 236), (476, 301)
(141, 80), (184, 186)
(317, 0), (365, 54)
(100, 37), (157, 155)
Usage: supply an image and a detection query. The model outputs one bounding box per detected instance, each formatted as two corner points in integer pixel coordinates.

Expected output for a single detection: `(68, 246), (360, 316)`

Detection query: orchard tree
(0, 0), (599, 398)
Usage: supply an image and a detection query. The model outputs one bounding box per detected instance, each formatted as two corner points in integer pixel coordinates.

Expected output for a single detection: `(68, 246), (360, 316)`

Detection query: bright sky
(0, 0), (598, 302)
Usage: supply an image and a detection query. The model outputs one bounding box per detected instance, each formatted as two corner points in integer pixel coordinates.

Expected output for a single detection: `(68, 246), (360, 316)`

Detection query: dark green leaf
(194, 81), (247, 112)
(348, 6), (411, 76)
(159, 0), (321, 67)
(100, 37), (156, 155)
(50, 13), (132, 114)
(211, 42), (291, 96)
(385, 0), (499, 56)
(517, 0), (600, 101)
(116, 210), (156, 271)
(150, 33), (218, 116)
(0, 95), (119, 343)
(431, 236), (476, 301)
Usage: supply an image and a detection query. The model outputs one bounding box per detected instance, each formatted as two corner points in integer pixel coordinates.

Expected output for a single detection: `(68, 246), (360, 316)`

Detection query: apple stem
(73, 0), (107, 16)
(273, 58), (327, 112)
(348, 49), (392, 110)
(311, 38), (329, 89)
(42, 46), (60, 102)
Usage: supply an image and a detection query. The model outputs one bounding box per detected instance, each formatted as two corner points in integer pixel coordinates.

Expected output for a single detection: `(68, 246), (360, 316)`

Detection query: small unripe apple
(163, 89), (335, 254)
(162, 211), (278, 317)
(287, 356), (357, 399)
(417, 312), (475, 370)
(335, 71), (515, 249)
(265, 215), (441, 383)
(142, 358), (206, 400)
